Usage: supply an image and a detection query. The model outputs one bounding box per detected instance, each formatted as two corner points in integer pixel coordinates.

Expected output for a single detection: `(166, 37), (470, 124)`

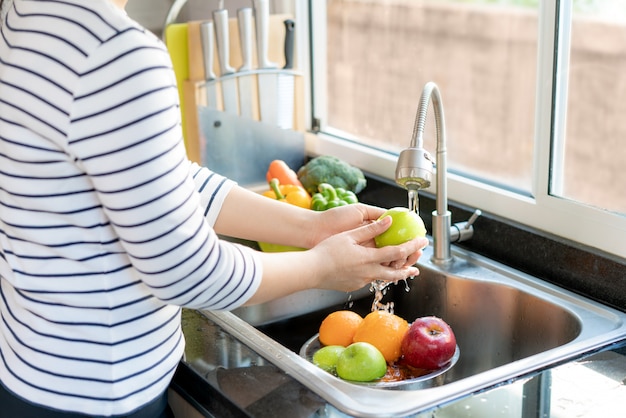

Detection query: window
(307, 0), (626, 258)
(551, 0), (626, 214)
(323, 0), (538, 195)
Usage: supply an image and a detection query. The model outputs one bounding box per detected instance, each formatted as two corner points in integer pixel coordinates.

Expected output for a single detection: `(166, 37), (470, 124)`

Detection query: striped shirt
(0, 0), (262, 415)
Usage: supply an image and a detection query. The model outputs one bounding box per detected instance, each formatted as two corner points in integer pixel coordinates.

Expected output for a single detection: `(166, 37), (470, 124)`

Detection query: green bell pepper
(311, 183), (359, 211)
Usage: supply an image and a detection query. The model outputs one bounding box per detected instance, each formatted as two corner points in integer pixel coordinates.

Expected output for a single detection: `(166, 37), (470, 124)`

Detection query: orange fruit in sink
(319, 310), (364, 347)
(353, 310), (409, 362)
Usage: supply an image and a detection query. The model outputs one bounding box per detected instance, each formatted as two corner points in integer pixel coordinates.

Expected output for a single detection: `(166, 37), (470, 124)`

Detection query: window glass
(553, 1), (626, 214)
(325, 0), (538, 194)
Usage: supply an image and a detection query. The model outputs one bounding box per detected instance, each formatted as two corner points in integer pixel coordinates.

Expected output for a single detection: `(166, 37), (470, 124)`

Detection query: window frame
(304, 0), (625, 259)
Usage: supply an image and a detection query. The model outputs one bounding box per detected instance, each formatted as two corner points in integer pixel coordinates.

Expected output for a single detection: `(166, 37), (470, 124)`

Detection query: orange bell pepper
(263, 178), (311, 209)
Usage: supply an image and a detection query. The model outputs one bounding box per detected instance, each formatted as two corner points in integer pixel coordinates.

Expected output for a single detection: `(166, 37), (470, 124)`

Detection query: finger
(403, 237), (429, 266)
(390, 249), (422, 269)
(349, 214), (392, 244)
(355, 203), (386, 222)
(387, 237), (428, 269)
(373, 265), (420, 283)
(404, 250), (422, 267)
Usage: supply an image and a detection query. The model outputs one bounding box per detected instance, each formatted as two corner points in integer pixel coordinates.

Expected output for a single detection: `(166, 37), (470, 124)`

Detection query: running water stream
(407, 187), (419, 213)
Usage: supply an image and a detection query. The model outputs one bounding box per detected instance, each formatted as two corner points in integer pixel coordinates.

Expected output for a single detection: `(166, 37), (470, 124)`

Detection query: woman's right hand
(247, 212), (427, 306)
(307, 215), (428, 292)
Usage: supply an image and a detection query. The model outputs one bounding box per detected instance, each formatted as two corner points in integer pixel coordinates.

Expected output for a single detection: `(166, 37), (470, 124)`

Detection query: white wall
(125, 0), (172, 35)
(126, 0), (294, 37)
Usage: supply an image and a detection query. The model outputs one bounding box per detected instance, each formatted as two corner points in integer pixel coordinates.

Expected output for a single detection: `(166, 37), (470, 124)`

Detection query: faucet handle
(464, 209), (482, 229)
(450, 209), (482, 243)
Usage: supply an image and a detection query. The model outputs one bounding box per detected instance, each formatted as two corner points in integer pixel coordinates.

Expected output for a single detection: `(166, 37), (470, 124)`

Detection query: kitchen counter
(170, 176), (626, 417)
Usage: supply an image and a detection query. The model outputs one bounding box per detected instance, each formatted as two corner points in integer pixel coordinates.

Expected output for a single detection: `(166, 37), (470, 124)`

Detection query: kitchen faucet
(395, 82), (481, 264)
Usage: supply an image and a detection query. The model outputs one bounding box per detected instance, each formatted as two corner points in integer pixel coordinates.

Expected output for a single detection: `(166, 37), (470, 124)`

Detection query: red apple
(401, 316), (456, 370)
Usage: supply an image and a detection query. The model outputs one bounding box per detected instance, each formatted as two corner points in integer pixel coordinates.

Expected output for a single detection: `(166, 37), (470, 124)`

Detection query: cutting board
(165, 23), (192, 151)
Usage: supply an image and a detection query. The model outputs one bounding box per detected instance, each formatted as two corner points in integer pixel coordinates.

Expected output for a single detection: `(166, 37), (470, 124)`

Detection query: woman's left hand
(310, 203), (426, 270)
(309, 203), (385, 247)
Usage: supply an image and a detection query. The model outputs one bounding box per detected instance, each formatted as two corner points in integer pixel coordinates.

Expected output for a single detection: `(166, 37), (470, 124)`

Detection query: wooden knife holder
(168, 15), (304, 164)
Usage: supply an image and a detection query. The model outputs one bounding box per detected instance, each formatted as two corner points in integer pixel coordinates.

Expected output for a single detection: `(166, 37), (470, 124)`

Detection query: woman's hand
(308, 215), (428, 292)
(249, 215), (428, 305)
(307, 203), (386, 247)
(307, 203), (426, 270)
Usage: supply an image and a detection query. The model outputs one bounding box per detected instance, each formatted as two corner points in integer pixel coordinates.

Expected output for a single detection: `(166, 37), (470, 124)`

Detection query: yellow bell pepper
(263, 178), (312, 209)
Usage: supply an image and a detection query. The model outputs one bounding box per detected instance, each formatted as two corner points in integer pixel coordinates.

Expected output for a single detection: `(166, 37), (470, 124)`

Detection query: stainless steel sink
(387, 257), (583, 384)
(201, 243), (626, 417)
(232, 287), (371, 326)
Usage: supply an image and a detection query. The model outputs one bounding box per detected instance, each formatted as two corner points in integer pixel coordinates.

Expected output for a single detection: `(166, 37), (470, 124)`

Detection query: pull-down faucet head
(394, 83), (440, 192)
(395, 148), (433, 191)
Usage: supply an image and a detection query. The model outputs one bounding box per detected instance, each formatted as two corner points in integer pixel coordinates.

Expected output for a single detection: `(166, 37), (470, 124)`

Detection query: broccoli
(297, 155), (367, 195)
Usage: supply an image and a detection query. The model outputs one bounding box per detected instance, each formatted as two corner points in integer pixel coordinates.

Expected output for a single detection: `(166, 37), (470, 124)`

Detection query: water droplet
(369, 280), (394, 313)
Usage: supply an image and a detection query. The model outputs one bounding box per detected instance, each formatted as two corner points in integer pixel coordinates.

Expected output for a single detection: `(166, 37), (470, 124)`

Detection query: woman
(0, 0), (427, 416)
(0, 1), (8, 24)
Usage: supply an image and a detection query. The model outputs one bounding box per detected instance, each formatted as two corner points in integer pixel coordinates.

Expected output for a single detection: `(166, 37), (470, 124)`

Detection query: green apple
(374, 207), (426, 247)
(312, 345), (345, 373)
(335, 342), (387, 382)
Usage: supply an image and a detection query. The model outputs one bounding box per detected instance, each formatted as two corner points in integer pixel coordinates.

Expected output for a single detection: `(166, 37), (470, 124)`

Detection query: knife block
(173, 14), (304, 164)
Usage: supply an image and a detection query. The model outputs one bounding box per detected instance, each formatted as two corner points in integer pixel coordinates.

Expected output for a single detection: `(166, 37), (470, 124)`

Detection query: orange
(318, 310), (364, 347)
(353, 310), (409, 362)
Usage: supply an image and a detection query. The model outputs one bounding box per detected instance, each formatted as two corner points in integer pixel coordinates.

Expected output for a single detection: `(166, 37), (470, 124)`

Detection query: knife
(199, 21), (218, 109)
(237, 7), (255, 119)
(253, 0), (278, 125)
(276, 19), (295, 130)
(213, 7), (239, 114)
